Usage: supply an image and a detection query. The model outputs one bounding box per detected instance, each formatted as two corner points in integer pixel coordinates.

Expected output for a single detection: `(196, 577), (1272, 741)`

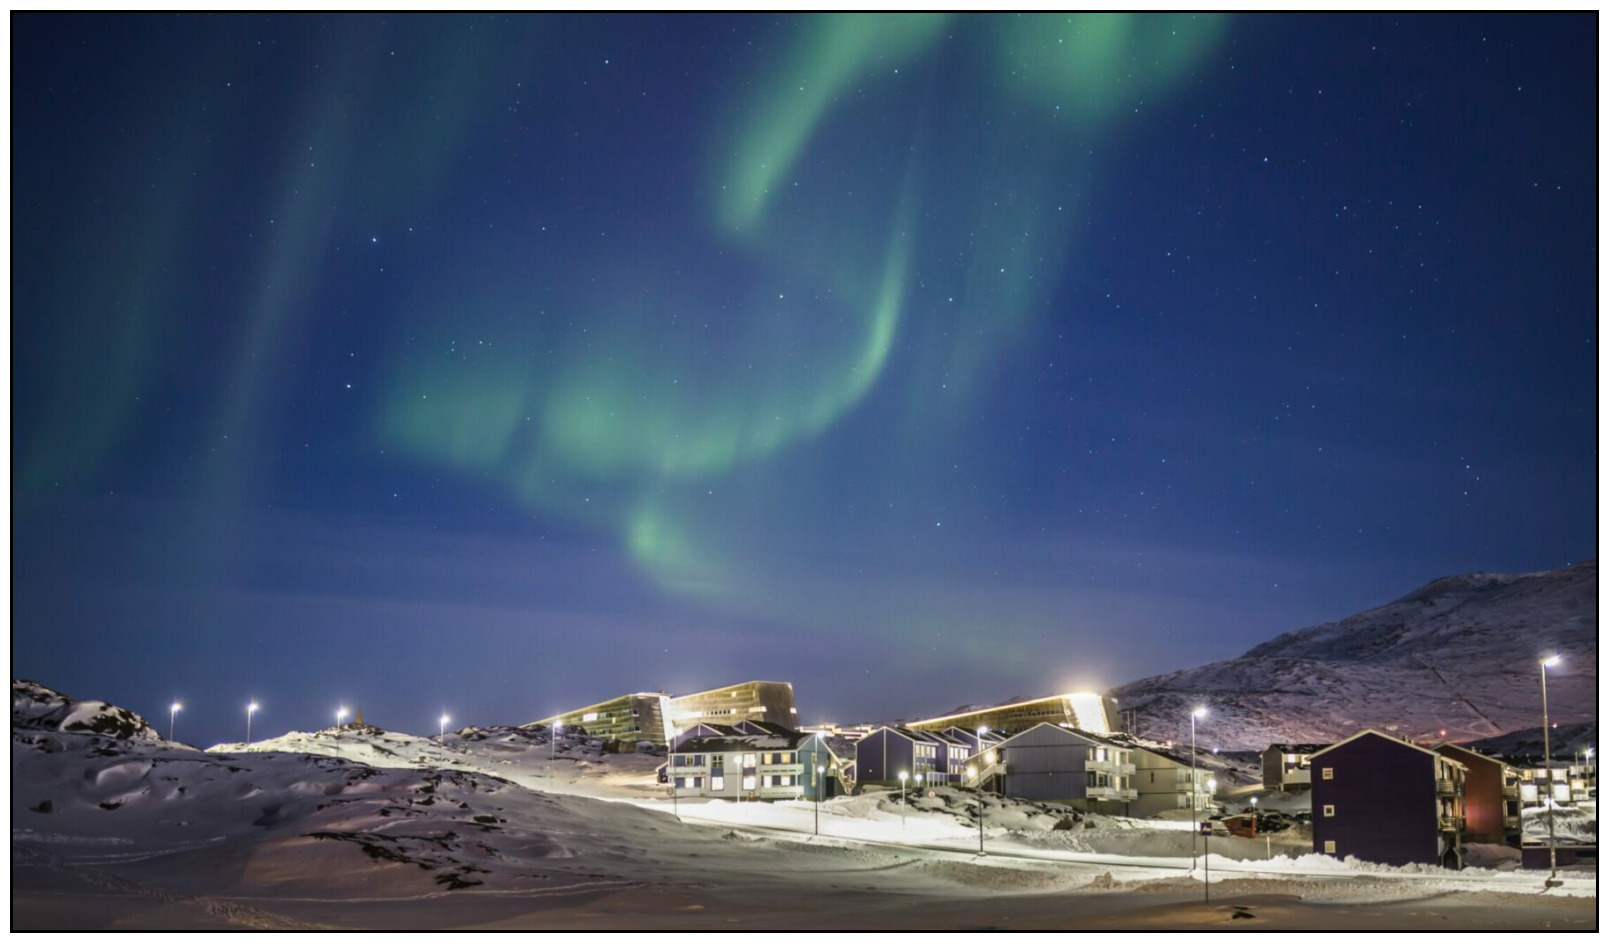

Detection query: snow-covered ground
(12, 680), (1598, 930)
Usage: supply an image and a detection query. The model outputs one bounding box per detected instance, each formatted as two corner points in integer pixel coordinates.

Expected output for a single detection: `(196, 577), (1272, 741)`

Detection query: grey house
(855, 726), (964, 785)
(1262, 743), (1325, 791)
(1124, 741), (1218, 818)
(989, 723), (1138, 810)
(797, 732), (849, 800)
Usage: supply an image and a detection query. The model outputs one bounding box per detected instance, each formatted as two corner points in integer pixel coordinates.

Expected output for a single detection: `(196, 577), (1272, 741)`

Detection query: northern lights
(13, 14), (1596, 747)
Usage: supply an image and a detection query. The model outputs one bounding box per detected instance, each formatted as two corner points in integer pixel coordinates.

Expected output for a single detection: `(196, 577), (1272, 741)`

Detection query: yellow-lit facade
(907, 692), (1118, 739)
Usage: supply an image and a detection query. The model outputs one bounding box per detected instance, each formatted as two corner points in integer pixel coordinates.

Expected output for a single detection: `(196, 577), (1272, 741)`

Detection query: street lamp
(169, 702), (182, 742)
(899, 771), (909, 827)
(1190, 707), (1207, 872)
(1540, 655), (1561, 883)
(336, 706), (348, 761)
(1250, 795), (1259, 839)
(816, 765), (826, 836)
(246, 702), (258, 746)
(439, 713), (450, 741)
(977, 725), (990, 855)
(551, 721), (562, 790)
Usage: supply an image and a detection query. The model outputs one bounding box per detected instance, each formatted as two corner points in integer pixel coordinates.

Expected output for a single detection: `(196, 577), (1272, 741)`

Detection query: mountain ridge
(1109, 560), (1597, 750)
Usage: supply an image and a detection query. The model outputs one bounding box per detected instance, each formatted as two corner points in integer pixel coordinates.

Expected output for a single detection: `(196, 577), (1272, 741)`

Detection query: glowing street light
(336, 706), (348, 761)
(899, 771), (909, 827)
(246, 701), (259, 746)
(169, 702), (182, 742)
(439, 713), (450, 741)
(1190, 706), (1208, 873)
(1539, 655), (1561, 884)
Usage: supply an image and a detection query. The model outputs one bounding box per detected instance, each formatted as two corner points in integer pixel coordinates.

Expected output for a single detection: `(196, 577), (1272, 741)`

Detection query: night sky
(13, 13), (1597, 748)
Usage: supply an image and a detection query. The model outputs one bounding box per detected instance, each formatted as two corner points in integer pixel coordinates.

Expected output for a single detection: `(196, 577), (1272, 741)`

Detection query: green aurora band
(380, 13), (1229, 626)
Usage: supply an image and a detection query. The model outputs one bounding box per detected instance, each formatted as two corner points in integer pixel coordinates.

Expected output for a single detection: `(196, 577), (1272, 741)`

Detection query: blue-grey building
(988, 723), (1138, 811)
(856, 726), (971, 785)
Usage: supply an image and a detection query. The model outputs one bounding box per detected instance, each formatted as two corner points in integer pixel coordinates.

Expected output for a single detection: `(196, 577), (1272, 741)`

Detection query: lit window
(711, 776), (725, 791)
(743, 754), (757, 767)
(1323, 805), (1335, 817)
(1324, 840), (1336, 854)
(582, 712), (599, 722)
(742, 775), (756, 791)
(1322, 767), (1334, 780)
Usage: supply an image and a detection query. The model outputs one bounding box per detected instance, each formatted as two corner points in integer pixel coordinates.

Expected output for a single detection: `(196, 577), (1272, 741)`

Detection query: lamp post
(670, 735), (679, 821)
(816, 765), (826, 836)
(439, 713), (450, 742)
(977, 725), (990, 855)
(169, 702), (181, 742)
(336, 706), (348, 761)
(246, 702), (258, 746)
(1540, 655), (1560, 884)
(899, 771), (908, 827)
(551, 721), (562, 791)
(1190, 707), (1207, 873)
(1204, 778), (1217, 903)
(1250, 795), (1258, 839)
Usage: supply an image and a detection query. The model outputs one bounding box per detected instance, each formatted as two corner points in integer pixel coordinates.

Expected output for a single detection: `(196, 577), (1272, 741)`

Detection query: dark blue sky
(13, 13), (1596, 747)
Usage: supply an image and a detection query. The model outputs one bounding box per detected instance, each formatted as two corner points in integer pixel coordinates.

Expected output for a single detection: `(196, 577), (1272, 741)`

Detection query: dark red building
(1434, 742), (1522, 845)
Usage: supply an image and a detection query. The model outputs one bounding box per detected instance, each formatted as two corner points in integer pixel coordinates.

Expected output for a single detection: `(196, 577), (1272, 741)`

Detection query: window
(741, 775), (756, 791)
(582, 712), (599, 722)
(743, 754), (757, 768)
(1323, 805), (1335, 817)
(1324, 840), (1336, 854)
(711, 776), (725, 791)
(1321, 767), (1334, 780)
(785, 752), (795, 764)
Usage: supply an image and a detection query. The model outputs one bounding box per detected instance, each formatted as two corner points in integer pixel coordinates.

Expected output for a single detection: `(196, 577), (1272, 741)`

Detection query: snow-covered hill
(207, 722), (664, 799)
(1110, 561), (1597, 750)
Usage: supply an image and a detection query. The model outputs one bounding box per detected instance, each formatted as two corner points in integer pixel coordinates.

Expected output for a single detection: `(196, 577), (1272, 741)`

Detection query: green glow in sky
(378, 13), (1230, 625)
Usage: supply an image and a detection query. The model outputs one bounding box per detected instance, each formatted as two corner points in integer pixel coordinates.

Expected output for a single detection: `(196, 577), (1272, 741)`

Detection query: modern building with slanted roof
(906, 692), (1119, 739)
(530, 680), (799, 746)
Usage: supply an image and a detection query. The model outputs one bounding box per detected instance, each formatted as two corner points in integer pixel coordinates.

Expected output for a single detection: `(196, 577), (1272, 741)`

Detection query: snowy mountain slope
(1109, 561), (1597, 750)
(208, 723), (665, 799)
(1465, 722), (1598, 765)
(16, 681), (1007, 917)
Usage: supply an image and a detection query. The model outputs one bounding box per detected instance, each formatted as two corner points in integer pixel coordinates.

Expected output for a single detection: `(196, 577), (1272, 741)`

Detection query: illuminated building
(905, 692), (1118, 739)
(531, 680), (798, 746)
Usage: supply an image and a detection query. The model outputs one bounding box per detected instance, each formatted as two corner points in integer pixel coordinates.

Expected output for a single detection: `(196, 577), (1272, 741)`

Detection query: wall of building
(855, 729), (916, 784)
(1437, 745), (1516, 844)
(1311, 735), (1451, 867)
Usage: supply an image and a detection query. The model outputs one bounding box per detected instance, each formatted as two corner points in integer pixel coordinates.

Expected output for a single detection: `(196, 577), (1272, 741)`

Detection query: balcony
(1088, 760), (1137, 776)
(1086, 786), (1140, 801)
(1436, 779), (1459, 797)
(1502, 783), (1521, 799)
(1438, 814), (1464, 832)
